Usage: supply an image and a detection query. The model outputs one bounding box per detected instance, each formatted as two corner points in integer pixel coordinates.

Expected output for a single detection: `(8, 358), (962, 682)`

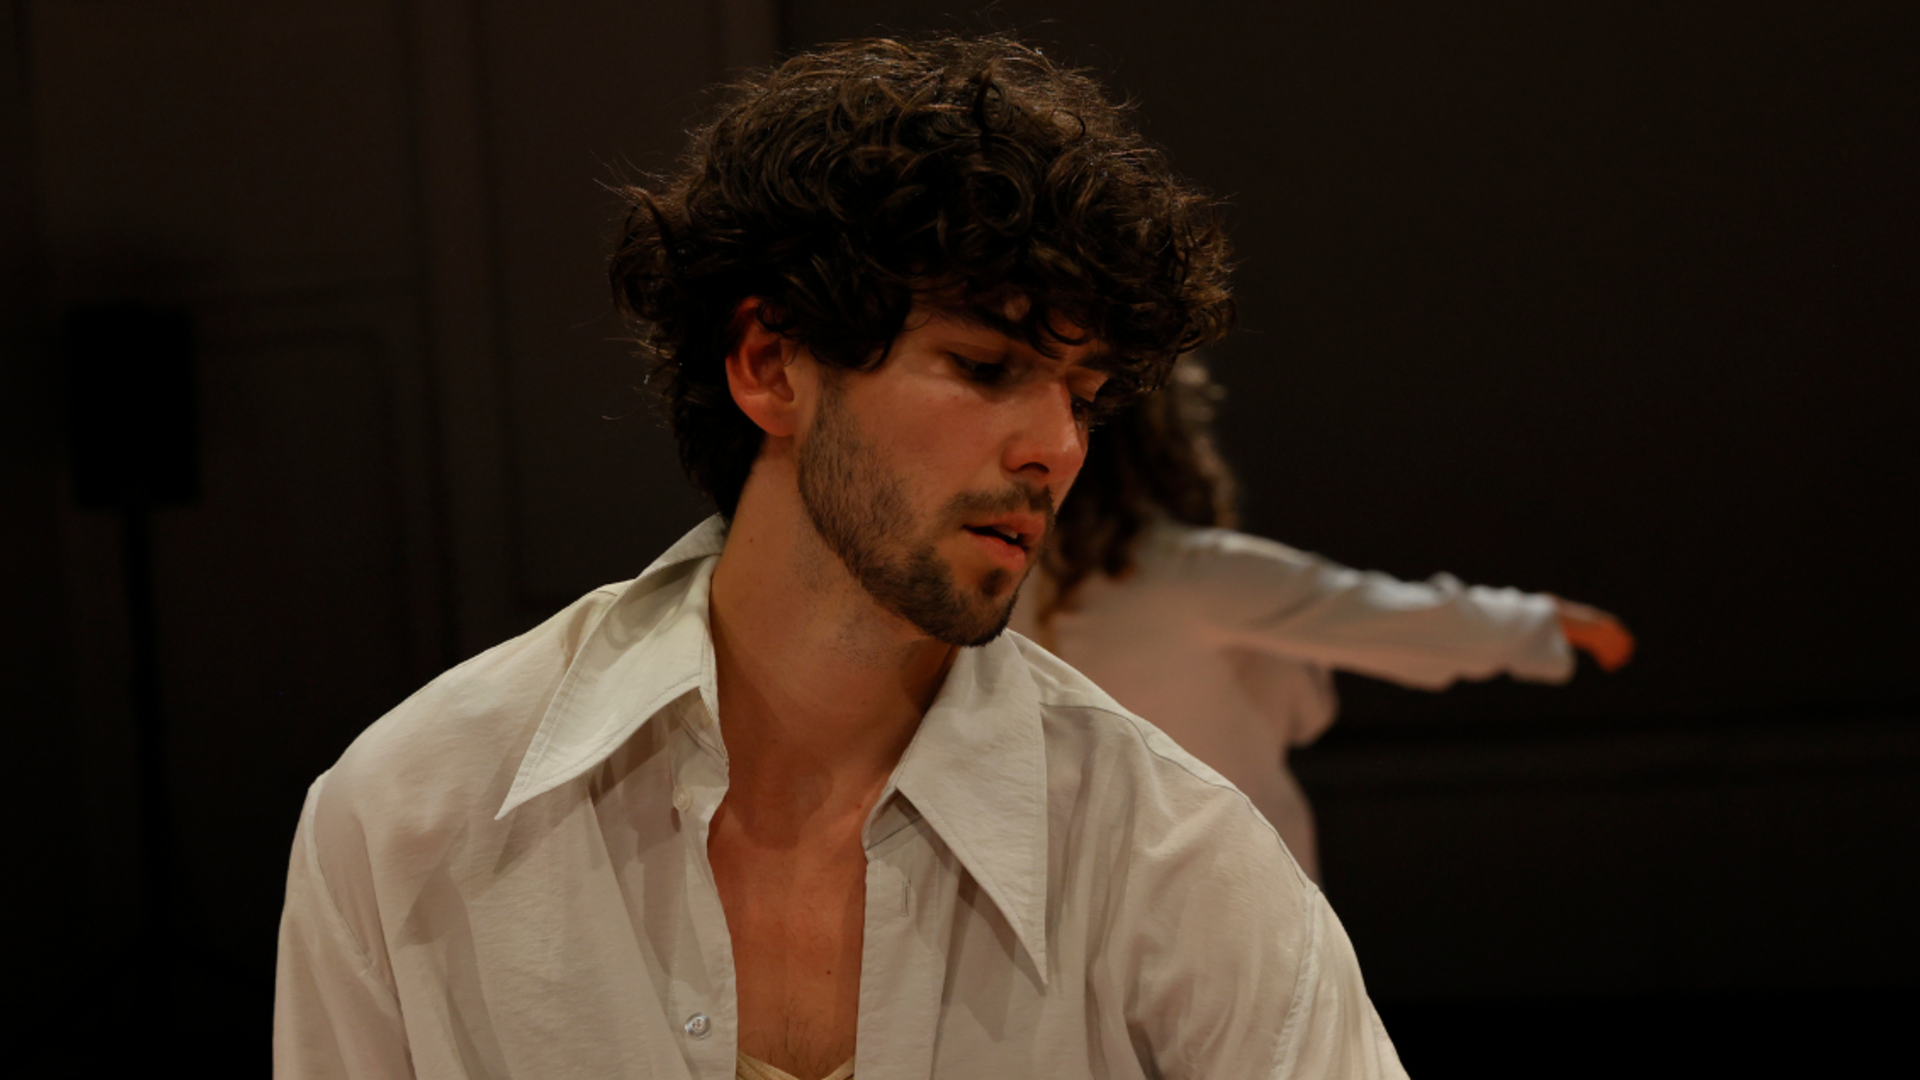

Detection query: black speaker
(64, 302), (199, 508)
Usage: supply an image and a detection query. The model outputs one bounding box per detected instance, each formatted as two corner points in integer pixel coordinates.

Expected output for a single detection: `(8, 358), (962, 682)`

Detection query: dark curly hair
(609, 34), (1235, 516)
(1039, 355), (1240, 624)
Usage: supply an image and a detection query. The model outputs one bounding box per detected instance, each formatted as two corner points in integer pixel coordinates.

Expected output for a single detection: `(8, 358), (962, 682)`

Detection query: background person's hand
(1553, 597), (1636, 672)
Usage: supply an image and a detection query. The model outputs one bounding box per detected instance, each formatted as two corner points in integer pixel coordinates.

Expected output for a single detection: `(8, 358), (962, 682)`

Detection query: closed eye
(1073, 393), (1124, 428)
(1072, 376), (1128, 428)
(950, 353), (1010, 385)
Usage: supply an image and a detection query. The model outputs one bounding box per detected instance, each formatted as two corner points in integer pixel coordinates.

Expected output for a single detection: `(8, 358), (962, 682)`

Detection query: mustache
(945, 484), (1056, 526)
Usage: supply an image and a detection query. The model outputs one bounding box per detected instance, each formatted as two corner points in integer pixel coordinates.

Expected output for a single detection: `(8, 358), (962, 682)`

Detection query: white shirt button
(684, 1013), (711, 1039)
(672, 786), (693, 812)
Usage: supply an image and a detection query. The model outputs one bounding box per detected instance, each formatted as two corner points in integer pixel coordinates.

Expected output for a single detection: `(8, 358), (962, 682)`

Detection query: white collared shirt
(1008, 520), (1572, 879)
(274, 518), (1406, 1079)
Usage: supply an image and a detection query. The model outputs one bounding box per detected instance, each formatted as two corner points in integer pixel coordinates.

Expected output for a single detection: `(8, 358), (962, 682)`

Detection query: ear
(725, 299), (803, 438)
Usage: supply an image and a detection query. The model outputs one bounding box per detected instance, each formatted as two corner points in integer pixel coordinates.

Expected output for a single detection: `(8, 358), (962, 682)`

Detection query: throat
(709, 787), (868, 1080)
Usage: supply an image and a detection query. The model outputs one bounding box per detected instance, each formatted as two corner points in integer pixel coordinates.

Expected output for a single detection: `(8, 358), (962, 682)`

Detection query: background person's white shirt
(274, 518), (1407, 1079)
(1009, 519), (1573, 879)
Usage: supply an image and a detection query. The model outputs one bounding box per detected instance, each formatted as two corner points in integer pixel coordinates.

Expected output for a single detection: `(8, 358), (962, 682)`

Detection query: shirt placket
(852, 803), (951, 1080)
(669, 699), (740, 1080)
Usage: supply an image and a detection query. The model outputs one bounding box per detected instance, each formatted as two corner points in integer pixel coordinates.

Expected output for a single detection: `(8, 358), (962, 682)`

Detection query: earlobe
(725, 299), (802, 438)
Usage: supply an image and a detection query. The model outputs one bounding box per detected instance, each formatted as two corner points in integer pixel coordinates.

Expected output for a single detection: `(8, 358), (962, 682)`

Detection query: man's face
(796, 300), (1110, 646)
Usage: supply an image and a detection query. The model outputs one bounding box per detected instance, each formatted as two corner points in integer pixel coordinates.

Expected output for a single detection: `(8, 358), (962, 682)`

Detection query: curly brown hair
(1040, 355), (1240, 623)
(609, 34), (1235, 516)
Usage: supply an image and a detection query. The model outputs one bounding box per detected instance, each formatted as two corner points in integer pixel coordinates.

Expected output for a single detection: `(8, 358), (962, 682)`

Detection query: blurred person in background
(1008, 356), (1635, 880)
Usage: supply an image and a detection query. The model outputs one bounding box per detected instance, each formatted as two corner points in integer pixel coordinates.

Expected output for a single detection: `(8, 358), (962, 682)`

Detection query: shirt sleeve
(273, 774), (416, 1079)
(1110, 739), (1408, 1080)
(1267, 894), (1409, 1079)
(1176, 529), (1575, 690)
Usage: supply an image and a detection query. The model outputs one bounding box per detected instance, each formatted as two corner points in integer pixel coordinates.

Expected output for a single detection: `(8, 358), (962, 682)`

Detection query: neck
(707, 471), (956, 815)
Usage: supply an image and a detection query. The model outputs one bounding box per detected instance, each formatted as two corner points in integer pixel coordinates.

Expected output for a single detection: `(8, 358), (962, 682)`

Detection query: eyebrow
(938, 301), (1121, 374)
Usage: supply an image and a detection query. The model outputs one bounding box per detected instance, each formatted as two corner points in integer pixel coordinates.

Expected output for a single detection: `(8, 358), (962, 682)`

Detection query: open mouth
(963, 524), (1028, 550)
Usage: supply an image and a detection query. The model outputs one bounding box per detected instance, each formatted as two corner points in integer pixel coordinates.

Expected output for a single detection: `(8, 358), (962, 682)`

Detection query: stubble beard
(796, 382), (1045, 648)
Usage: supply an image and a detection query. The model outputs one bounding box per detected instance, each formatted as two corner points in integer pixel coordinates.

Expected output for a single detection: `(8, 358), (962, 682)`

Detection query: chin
(952, 599), (1017, 648)
(861, 540), (1028, 648)
(977, 566), (1015, 599)
(918, 579), (1020, 648)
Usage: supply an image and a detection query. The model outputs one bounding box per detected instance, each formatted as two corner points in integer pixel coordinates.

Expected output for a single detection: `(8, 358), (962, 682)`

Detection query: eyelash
(952, 355), (1009, 385)
(1075, 395), (1115, 427)
(952, 353), (1107, 425)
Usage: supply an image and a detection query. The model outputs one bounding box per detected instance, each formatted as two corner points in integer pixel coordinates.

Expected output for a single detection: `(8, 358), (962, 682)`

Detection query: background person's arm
(1176, 529), (1630, 689)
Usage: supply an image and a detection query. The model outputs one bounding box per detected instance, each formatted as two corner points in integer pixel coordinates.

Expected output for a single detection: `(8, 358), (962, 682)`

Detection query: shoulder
(308, 580), (635, 879)
(1065, 523), (1312, 621)
(1013, 636), (1329, 1042)
(1018, 633), (1232, 789)
(1013, 638), (1377, 1070)
(1152, 521), (1322, 568)
(1015, 634), (1311, 888)
(1124, 521), (1331, 590)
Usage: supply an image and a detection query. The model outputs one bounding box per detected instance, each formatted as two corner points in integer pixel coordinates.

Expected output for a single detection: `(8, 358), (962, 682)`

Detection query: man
(275, 35), (1407, 1079)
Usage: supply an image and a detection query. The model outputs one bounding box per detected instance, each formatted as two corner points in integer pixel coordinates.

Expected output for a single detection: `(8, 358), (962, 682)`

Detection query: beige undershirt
(735, 1052), (854, 1080)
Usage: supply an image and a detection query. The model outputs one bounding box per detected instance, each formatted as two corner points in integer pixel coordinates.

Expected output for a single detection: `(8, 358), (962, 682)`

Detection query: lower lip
(963, 529), (1029, 573)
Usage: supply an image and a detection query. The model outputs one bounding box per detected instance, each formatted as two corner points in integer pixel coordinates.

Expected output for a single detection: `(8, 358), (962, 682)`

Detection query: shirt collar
(883, 632), (1051, 978)
(495, 516), (1052, 976)
(496, 516), (728, 821)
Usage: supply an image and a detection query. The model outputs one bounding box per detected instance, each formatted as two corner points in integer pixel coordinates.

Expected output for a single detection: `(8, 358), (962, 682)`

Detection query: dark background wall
(4, 1), (1914, 1075)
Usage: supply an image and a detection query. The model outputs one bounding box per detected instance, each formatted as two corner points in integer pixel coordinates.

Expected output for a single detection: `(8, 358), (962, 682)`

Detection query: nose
(1004, 380), (1087, 492)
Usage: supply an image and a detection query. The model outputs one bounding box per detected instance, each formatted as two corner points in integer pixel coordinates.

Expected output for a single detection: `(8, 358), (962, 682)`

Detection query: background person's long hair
(1040, 355), (1239, 624)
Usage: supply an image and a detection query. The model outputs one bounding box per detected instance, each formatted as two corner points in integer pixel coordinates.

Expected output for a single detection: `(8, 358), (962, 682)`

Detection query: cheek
(871, 380), (1000, 474)
(1057, 437), (1090, 487)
